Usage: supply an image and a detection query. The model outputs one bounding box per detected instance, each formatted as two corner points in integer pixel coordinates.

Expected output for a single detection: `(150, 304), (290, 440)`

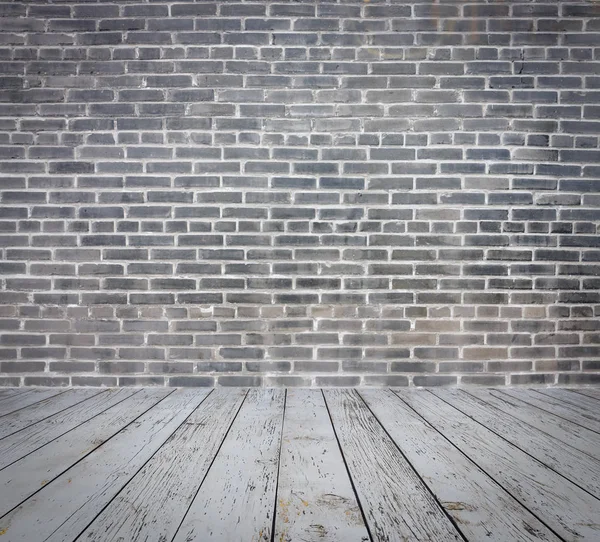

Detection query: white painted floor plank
(275, 389), (370, 542)
(79, 388), (247, 542)
(571, 389), (600, 401)
(467, 388), (600, 460)
(434, 389), (600, 499)
(501, 389), (600, 433)
(172, 389), (285, 542)
(0, 389), (67, 417)
(0, 387), (598, 542)
(0, 389), (101, 440)
(0, 389), (27, 401)
(0, 388), (210, 542)
(324, 389), (462, 542)
(0, 388), (138, 470)
(361, 389), (560, 542)
(398, 389), (600, 541)
(0, 388), (171, 517)
(535, 389), (600, 417)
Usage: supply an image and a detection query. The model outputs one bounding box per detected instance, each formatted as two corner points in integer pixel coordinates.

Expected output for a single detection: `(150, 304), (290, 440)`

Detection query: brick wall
(1, 0), (599, 387)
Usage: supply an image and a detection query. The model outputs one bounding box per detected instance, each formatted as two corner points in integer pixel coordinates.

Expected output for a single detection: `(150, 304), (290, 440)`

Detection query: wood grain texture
(398, 389), (600, 542)
(570, 389), (600, 401)
(466, 388), (600, 460)
(275, 389), (370, 542)
(79, 388), (247, 542)
(0, 387), (597, 542)
(173, 389), (285, 542)
(0, 389), (101, 440)
(324, 389), (462, 542)
(0, 388), (210, 542)
(0, 388), (137, 470)
(500, 389), (600, 434)
(0, 389), (66, 417)
(535, 389), (600, 418)
(0, 388), (171, 517)
(434, 389), (600, 498)
(0, 389), (27, 401)
(361, 389), (560, 542)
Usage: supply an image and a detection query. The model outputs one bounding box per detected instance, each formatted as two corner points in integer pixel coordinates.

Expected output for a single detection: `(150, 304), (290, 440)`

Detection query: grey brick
(169, 376), (214, 387)
(0, 2), (595, 388)
(413, 376), (458, 387)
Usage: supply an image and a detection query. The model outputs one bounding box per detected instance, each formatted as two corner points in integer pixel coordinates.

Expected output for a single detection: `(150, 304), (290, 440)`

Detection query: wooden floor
(0, 387), (599, 541)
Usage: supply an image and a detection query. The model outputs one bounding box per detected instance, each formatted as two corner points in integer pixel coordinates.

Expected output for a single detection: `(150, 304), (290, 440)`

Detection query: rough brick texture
(1, 0), (600, 388)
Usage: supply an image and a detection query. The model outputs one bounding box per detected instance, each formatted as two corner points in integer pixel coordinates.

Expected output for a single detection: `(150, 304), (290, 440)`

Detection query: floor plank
(571, 388), (600, 401)
(0, 388), (210, 542)
(79, 388), (247, 542)
(535, 388), (600, 417)
(324, 389), (462, 542)
(361, 389), (560, 542)
(0, 389), (101, 440)
(172, 389), (285, 542)
(434, 389), (600, 499)
(0, 387), (597, 541)
(466, 388), (600, 460)
(0, 389), (28, 401)
(0, 388), (138, 470)
(500, 389), (600, 433)
(398, 389), (600, 541)
(275, 389), (370, 542)
(0, 388), (171, 516)
(0, 389), (67, 417)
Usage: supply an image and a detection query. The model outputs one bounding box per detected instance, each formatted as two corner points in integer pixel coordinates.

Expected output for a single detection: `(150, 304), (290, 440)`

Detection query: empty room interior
(0, 0), (599, 540)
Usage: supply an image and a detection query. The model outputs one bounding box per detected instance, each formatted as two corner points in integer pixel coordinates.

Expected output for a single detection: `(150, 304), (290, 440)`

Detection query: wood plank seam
(0, 389), (69, 418)
(359, 390), (469, 542)
(171, 389), (284, 541)
(0, 388), (176, 521)
(68, 388), (220, 542)
(0, 388), (144, 472)
(440, 389), (600, 502)
(363, 389), (562, 542)
(321, 389), (375, 542)
(269, 389), (287, 542)
(0, 389), (106, 443)
(0, 389), (210, 541)
(497, 389), (600, 436)
(461, 388), (596, 459)
(0, 390), (31, 403)
(169, 389), (250, 542)
(75, 389), (247, 542)
(275, 390), (370, 541)
(568, 388), (600, 401)
(436, 389), (600, 501)
(390, 389), (567, 542)
(568, 389), (600, 401)
(533, 389), (600, 420)
(472, 388), (600, 462)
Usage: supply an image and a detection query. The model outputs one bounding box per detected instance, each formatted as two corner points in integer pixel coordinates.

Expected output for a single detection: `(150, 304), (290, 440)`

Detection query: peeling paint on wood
(0, 388), (137, 470)
(398, 389), (600, 541)
(79, 389), (247, 542)
(0, 389), (206, 541)
(275, 389), (370, 542)
(466, 388), (600, 460)
(0, 387), (598, 542)
(361, 388), (561, 542)
(0, 389), (101, 440)
(172, 389), (285, 542)
(0, 390), (67, 418)
(324, 389), (463, 542)
(433, 389), (600, 499)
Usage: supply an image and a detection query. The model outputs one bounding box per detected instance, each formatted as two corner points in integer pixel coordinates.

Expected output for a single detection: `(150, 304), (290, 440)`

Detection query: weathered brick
(0, 0), (595, 388)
